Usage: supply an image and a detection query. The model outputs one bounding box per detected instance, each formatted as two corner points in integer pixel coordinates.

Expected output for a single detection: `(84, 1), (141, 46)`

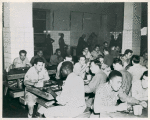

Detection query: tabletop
(6, 66), (57, 80)
(26, 81), (62, 100)
(108, 108), (148, 118)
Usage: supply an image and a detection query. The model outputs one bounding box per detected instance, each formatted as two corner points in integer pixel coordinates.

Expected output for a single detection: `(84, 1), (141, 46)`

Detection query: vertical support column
(99, 15), (109, 46)
(3, 2), (34, 69)
(122, 2), (141, 55)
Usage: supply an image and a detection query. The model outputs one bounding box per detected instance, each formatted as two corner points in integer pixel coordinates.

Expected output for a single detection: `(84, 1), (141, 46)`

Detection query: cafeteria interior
(2, 2), (148, 118)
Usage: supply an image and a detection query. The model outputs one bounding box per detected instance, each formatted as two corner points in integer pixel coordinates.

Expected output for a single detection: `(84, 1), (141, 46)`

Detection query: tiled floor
(3, 86), (38, 118)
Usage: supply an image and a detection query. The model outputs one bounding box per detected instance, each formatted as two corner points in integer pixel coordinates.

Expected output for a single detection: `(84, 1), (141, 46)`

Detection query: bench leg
(4, 86), (8, 96)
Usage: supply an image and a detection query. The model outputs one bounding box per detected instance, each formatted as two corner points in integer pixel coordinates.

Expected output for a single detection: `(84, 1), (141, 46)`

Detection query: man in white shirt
(24, 57), (50, 118)
(10, 50), (32, 69)
(93, 70), (147, 118)
(73, 55), (89, 79)
(127, 55), (147, 83)
(55, 55), (73, 80)
(38, 61), (86, 118)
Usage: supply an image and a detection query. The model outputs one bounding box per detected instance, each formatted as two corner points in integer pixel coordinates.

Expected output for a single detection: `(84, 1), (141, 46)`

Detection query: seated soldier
(84, 60), (107, 108)
(82, 46), (93, 62)
(140, 50), (148, 68)
(24, 57), (50, 118)
(93, 70), (147, 118)
(91, 45), (103, 60)
(73, 55), (89, 79)
(55, 55), (73, 80)
(120, 49), (133, 68)
(38, 61), (86, 118)
(131, 71), (148, 102)
(10, 50), (32, 69)
(30, 50), (49, 66)
(50, 49), (63, 66)
(113, 58), (132, 95)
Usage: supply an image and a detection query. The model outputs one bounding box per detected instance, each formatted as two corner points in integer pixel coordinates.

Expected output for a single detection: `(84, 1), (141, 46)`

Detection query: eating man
(94, 70), (147, 118)
(84, 60), (107, 108)
(10, 50), (32, 69)
(50, 49), (64, 65)
(55, 55), (73, 80)
(113, 58), (132, 95)
(120, 49), (133, 68)
(24, 57), (50, 118)
(73, 55), (89, 79)
(38, 61), (86, 118)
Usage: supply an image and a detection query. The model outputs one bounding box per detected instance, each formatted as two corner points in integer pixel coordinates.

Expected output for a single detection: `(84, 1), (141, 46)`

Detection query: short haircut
(90, 59), (101, 69)
(34, 57), (44, 65)
(65, 55), (72, 58)
(19, 50), (27, 56)
(60, 61), (73, 78)
(132, 55), (140, 64)
(56, 49), (61, 53)
(140, 71), (148, 80)
(108, 70), (122, 82)
(95, 44), (100, 49)
(113, 58), (123, 66)
(103, 41), (108, 45)
(124, 49), (133, 55)
(78, 54), (86, 60)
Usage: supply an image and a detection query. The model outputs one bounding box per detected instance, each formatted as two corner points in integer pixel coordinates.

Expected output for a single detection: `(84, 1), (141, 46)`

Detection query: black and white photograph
(2, 2), (148, 118)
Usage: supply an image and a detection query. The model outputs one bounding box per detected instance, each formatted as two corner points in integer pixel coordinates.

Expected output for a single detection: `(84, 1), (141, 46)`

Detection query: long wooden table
(108, 108), (148, 118)
(4, 66), (57, 96)
(7, 66), (57, 80)
(26, 84), (61, 100)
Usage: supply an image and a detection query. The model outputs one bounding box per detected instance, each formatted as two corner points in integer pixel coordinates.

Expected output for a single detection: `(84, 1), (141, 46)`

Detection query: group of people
(43, 33), (68, 62)
(7, 32), (148, 118)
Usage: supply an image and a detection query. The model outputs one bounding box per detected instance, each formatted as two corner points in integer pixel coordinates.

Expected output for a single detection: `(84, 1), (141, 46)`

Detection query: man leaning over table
(24, 57), (50, 118)
(9, 50), (32, 70)
(38, 61), (86, 118)
(93, 70), (147, 118)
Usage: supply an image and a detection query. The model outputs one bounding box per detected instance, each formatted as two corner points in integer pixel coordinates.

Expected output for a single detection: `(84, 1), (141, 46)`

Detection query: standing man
(24, 57), (50, 118)
(45, 34), (55, 61)
(76, 34), (87, 56)
(59, 33), (67, 58)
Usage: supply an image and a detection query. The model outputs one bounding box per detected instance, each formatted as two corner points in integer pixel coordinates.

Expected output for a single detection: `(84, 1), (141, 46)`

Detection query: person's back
(128, 64), (147, 83)
(38, 61), (86, 118)
(104, 54), (113, 67)
(127, 55), (147, 83)
(120, 70), (132, 95)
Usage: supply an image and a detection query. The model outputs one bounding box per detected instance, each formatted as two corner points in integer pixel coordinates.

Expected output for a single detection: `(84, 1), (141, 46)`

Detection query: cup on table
(133, 105), (143, 115)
